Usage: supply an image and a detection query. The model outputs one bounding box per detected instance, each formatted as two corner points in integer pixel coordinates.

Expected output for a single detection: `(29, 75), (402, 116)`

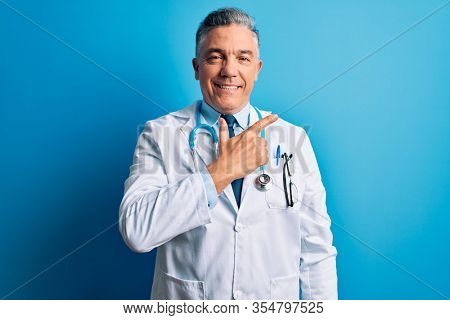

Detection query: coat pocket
(265, 173), (305, 211)
(270, 273), (300, 300)
(152, 270), (206, 300)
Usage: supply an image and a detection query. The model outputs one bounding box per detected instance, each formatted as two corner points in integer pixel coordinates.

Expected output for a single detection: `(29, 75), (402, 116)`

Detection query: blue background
(1, 0), (449, 299)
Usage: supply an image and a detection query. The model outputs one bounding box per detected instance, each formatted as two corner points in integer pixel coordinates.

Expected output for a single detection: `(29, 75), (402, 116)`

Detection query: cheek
(199, 65), (218, 80)
(244, 74), (257, 90)
(198, 70), (213, 89)
(244, 69), (259, 85)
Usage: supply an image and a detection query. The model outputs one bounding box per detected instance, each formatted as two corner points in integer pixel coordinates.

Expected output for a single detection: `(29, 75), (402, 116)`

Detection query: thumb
(219, 118), (229, 144)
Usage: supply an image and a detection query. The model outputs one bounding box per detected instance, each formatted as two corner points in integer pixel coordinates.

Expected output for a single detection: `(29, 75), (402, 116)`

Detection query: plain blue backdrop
(1, 0), (449, 299)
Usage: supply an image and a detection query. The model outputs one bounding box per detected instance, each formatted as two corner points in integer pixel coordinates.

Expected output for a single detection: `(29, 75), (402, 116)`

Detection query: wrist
(207, 160), (234, 194)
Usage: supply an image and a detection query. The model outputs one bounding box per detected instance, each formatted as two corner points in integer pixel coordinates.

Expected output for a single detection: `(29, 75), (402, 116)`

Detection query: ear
(255, 59), (263, 81)
(192, 58), (199, 80)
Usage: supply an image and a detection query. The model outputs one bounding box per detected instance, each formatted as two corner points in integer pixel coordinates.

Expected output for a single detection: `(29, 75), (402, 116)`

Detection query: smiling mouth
(213, 82), (243, 91)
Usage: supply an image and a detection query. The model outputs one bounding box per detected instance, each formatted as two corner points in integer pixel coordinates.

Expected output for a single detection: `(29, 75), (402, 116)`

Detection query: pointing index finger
(249, 114), (279, 133)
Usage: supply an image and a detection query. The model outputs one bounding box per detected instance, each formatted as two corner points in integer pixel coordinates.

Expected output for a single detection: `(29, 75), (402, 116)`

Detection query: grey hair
(195, 7), (260, 57)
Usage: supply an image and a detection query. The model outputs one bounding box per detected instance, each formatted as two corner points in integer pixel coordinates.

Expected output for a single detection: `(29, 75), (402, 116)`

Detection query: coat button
(234, 223), (243, 232)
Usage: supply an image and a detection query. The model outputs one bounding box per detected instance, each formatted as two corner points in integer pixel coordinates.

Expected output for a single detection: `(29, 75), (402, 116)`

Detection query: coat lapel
(239, 107), (274, 210)
(177, 102), (215, 168)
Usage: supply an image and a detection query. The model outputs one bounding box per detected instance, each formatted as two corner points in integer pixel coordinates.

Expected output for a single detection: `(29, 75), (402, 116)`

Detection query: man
(119, 7), (337, 300)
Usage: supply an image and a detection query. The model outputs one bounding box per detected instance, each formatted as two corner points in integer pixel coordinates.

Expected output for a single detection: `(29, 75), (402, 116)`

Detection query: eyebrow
(204, 48), (255, 57)
(238, 50), (255, 57)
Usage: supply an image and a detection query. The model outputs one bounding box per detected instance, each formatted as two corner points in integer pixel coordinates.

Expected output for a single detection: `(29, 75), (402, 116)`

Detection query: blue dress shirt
(199, 100), (251, 208)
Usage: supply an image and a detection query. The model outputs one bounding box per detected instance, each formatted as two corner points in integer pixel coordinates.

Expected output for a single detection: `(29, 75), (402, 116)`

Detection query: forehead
(199, 24), (259, 53)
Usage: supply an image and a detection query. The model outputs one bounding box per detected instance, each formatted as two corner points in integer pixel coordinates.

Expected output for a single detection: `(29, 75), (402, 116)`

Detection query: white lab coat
(119, 101), (338, 300)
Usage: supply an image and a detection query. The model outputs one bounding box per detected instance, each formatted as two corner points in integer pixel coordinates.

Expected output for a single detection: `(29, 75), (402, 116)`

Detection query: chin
(214, 99), (244, 114)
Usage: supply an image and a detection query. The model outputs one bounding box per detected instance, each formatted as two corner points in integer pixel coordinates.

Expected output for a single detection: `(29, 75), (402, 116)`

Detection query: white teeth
(216, 84), (239, 90)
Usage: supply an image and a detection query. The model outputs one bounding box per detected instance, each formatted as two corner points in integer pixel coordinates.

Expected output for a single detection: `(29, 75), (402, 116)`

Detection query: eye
(206, 55), (223, 64)
(238, 56), (251, 63)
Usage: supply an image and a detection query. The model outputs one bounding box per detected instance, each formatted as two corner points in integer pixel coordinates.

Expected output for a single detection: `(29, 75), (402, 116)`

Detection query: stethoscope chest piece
(254, 173), (272, 192)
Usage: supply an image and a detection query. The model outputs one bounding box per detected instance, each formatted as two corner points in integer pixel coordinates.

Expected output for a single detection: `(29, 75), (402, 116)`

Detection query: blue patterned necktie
(220, 114), (244, 208)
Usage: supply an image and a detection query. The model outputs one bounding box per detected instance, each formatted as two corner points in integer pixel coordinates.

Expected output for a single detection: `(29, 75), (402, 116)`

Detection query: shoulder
(142, 101), (197, 132)
(256, 107), (308, 136)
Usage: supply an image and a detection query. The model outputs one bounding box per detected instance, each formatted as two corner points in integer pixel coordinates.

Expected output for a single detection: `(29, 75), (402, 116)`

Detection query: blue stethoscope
(189, 101), (272, 192)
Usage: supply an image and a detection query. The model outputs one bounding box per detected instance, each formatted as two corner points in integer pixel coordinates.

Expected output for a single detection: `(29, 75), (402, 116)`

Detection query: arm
(298, 131), (338, 300)
(119, 122), (214, 253)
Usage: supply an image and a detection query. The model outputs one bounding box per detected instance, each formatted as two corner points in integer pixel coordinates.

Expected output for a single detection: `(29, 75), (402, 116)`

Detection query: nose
(220, 59), (238, 78)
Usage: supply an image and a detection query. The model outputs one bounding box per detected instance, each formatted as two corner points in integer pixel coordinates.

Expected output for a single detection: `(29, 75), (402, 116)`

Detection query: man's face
(193, 24), (263, 114)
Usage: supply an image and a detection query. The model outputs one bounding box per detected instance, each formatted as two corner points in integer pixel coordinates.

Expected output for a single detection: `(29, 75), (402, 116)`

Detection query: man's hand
(207, 114), (278, 193)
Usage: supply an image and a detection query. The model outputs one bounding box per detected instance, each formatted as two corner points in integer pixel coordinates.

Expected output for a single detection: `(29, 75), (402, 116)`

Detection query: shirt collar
(200, 100), (251, 129)
(200, 100), (220, 126)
